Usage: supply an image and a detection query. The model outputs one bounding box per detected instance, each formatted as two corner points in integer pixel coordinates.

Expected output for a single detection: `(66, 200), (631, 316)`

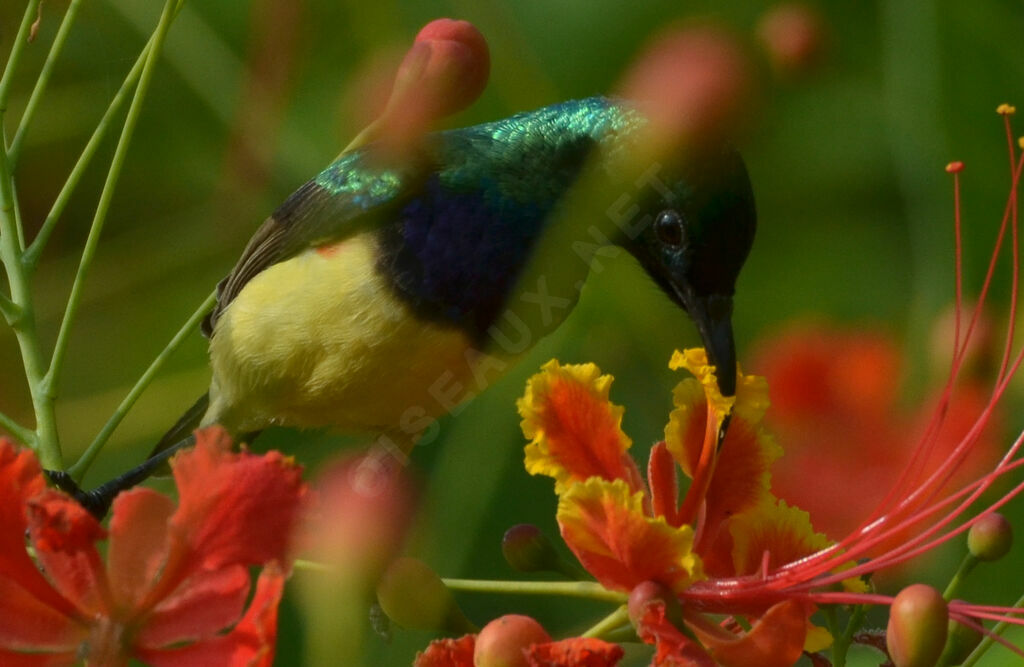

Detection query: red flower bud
(474, 614), (551, 667)
(627, 580), (684, 632)
(502, 524), (560, 573)
(618, 25), (753, 150)
(886, 584), (949, 667)
(967, 512), (1013, 561)
(756, 3), (827, 77)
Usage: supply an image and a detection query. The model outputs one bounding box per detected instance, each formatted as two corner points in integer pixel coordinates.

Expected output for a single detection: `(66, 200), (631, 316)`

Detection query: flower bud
(618, 24), (753, 152)
(474, 614), (551, 667)
(886, 584), (949, 667)
(376, 557), (474, 634)
(967, 512), (1012, 562)
(938, 620), (983, 666)
(756, 3), (827, 77)
(364, 18), (489, 154)
(627, 580), (684, 632)
(501, 524), (560, 573)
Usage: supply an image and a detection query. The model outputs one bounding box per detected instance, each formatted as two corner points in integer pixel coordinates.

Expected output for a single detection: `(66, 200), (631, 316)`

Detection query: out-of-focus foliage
(2, 0), (1023, 664)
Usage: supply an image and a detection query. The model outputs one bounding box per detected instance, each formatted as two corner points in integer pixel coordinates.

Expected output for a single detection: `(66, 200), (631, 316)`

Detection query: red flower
(416, 631), (623, 667)
(0, 427), (307, 666)
(750, 323), (1003, 543)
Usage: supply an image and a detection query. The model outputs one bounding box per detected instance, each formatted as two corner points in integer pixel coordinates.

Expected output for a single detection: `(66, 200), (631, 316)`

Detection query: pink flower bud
(756, 3), (827, 77)
(967, 512), (1013, 561)
(373, 18), (489, 153)
(886, 584), (949, 667)
(618, 25), (753, 150)
(474, 614), (551, 667)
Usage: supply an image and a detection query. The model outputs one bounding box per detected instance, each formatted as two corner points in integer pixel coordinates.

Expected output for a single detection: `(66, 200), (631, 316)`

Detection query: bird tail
(148, 392), (210, 461)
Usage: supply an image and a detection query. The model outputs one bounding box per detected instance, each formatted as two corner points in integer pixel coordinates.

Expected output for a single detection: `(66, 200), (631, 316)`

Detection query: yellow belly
(206, 233), (481, 437)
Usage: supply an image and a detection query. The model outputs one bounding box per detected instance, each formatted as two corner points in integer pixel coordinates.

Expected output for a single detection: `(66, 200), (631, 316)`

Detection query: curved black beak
(685, 294), (736, 398)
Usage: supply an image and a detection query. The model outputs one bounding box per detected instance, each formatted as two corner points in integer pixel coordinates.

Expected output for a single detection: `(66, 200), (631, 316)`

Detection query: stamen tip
(997, 103), (1016, 116)
(946, 161), (964, 174)
(1018, 136), (1024, 150)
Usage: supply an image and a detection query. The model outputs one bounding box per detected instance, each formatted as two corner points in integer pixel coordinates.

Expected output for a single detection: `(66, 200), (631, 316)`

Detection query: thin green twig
(8, 0), (86, 169)
(0, 410), (34, 445)
(44, 0), (180, 405)
(68, 291), (216, 481)
(581, 604), (631, 639)
(0, 0), (60, 467)
(961, 591), (1024, 667)
(943, 553), (978, 602)
(21, 42), (149, 271)
(441, 578), (627, 603)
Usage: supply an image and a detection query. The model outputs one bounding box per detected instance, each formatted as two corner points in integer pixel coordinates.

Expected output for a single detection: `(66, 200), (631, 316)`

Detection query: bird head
(618, 145), (756, 397)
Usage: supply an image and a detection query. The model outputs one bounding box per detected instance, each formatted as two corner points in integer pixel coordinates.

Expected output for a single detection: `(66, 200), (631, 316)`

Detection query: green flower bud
(887, 584), (949, 667)
(376, 557), (474, 634)
(967, 513), (1012, 562)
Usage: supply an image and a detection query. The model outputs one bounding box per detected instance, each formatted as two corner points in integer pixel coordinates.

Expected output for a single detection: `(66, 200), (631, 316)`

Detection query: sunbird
(57, 96), (756, 515)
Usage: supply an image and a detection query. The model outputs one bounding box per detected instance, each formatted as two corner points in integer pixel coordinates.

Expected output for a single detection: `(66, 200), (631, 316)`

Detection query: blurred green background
(2, 0), (1024, 664)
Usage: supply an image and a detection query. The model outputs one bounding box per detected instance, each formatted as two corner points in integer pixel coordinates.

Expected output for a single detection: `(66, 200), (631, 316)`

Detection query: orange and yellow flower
(518, 351), (838, 663)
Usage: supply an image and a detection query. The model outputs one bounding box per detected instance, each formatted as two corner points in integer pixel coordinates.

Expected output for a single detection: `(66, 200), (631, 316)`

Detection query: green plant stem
(581, 604), (631, 639)
(68, 291), (216, 481)
(961, 591), (1024, 667)
(0, 0), (43, 121)
(44, 0), (180, 408)
(0, 2), (58, 463)
(943, 553), (978, 601)
(441, 578), (627, 603)
(8, 0), (85, 169)
(0, 410), (33, 445)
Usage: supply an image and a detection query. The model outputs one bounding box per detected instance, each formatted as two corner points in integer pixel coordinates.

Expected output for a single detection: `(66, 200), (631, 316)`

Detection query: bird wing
(202, 148), (432, 336)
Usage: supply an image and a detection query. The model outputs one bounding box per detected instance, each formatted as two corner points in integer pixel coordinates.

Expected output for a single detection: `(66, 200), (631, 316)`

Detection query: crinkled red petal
(0, 441), (78, 618)
(413, 634), (476, 667)
(26, 489), (109, 618)
(164, 427), (306, 586)
(525, 637), (624, 666)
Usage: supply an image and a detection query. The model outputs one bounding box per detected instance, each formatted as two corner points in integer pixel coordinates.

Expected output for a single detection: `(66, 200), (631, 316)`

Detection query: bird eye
(654, 209), (685, 247)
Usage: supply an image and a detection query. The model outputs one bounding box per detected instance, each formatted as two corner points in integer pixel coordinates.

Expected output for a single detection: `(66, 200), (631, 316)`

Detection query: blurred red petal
(137, 563), (284, 667)
(0, 649), (78, 666)
(106, 488), (176, 610)
(525, 637), (624, 666)
(0, 574), (82, 652)
(136, 565), (250, 649)
(0, 441), (79, 618)
(414, 634), (476, 667)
